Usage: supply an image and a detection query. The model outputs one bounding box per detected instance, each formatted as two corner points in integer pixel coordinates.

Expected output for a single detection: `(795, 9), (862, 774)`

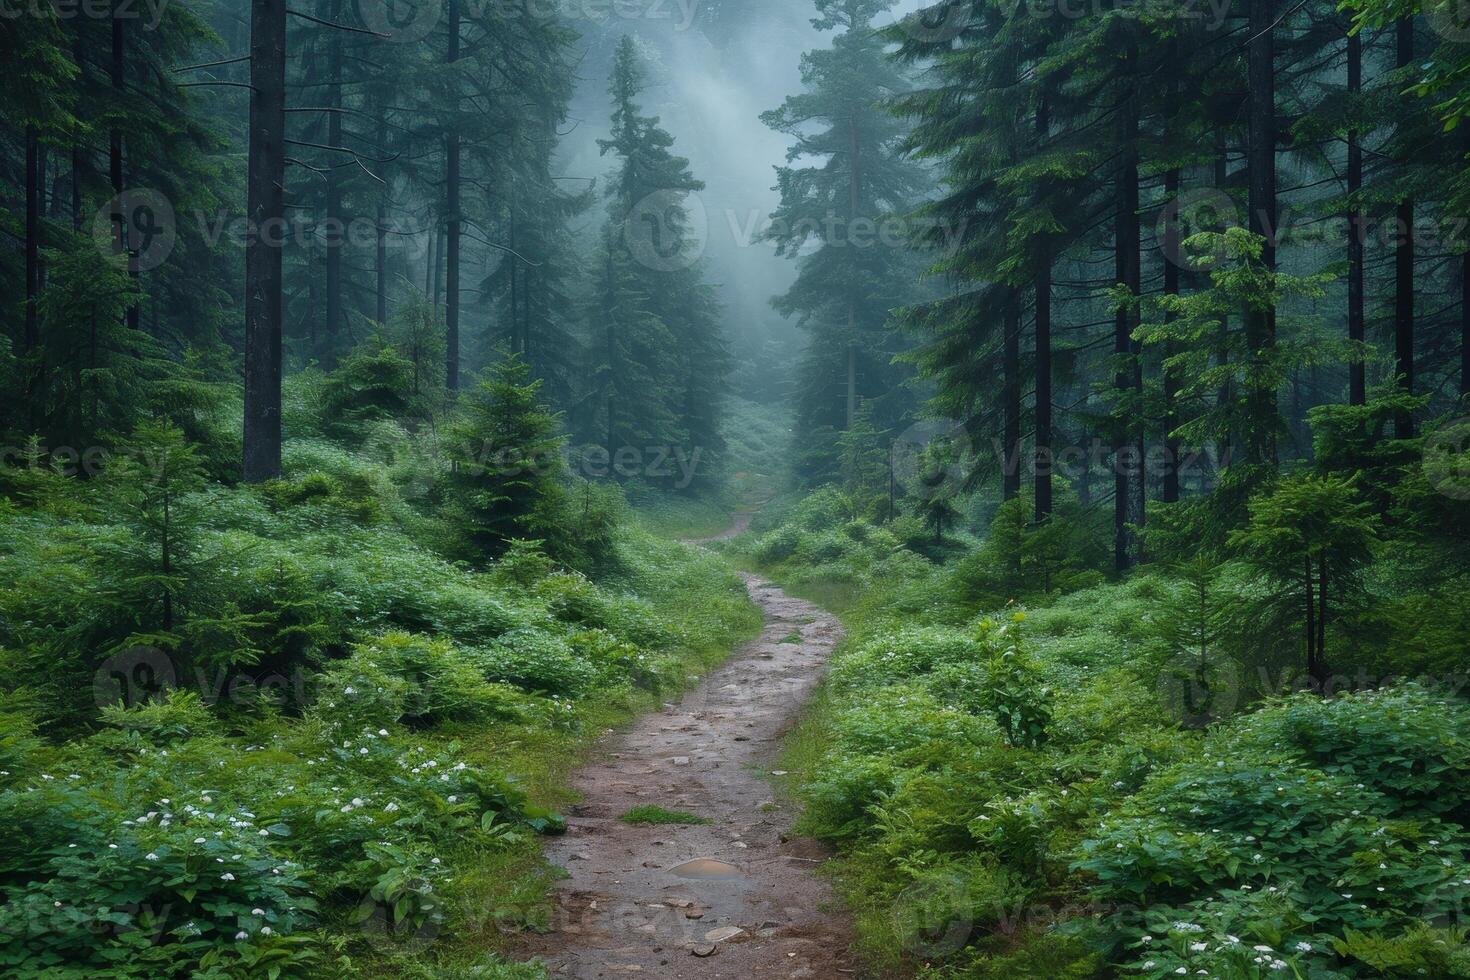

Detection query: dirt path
(516, 570), (854, 978)
(686, 509), (756, 543)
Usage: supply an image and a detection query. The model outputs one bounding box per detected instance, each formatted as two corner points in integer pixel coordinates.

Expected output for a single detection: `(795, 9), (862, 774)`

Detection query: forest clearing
(4, 0), (1470, 976)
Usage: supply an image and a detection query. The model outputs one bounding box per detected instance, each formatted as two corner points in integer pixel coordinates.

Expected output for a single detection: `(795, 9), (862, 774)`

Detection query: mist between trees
(6, 0), (1470, 976)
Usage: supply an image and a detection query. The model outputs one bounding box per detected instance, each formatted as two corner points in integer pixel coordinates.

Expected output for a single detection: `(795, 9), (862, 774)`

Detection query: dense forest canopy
(3, 0), (1470, 975)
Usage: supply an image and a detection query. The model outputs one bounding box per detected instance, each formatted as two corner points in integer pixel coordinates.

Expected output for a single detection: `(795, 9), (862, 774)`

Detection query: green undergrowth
(0, 425), (759, 978)
(627, 488), (734, 541)
(741, 488), (1470, 979)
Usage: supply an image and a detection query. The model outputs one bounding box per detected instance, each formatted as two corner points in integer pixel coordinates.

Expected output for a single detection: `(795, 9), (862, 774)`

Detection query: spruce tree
(593, 37), (729, 491)
(763, 0), (923, 483)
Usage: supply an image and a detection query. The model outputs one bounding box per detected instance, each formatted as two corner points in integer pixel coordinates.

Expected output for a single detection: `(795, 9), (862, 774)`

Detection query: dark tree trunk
(434, 223), (444, 307)
(111, 5), (140, 331)
(375, 111), (388, 327)
(1213, 131), (1234, 461)
(510, 202), (522, 354)
(71, 144), (82, 231)
(70, 32), (84, 233)
(322, 0), (344, 367)
(161, 500), (174, 632)
(25, 127), (41, 354)
(1317, 559), (1328, 683)
(110, 10), (124, 193)
(1078, 423), (1092, 505)
(1035, 99), (1053, 522)
(1035, 265), (1053, 521)
(1247, 0), (1277, 464)
(444, 0), (462, 391)
(1463, 128), (1470, 399)
(1162, 164), (1181, 504)
(243, 0), (288, 483)
(1304, 558), (1318, 684)
(376, 202), (387, 326)
(1114, 47), (1141, 570)
(846, 108), (861, 428)
(1347, 28), (1366, 406)
(1003, 298), (1021, 502)
(1463, 245), (1469, 400)
(49, 147), (64, 221)
(1394, 18), (1415, 438)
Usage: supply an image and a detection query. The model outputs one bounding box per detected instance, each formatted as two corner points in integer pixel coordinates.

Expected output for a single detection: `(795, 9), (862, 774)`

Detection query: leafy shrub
(1077, 686), (1470, 978)
(99, 690), (221, 746)
(0, 778), (316, 977)
(256, 471), (384, 526)
(479, 629), (599, 698)
(829, 624), (978, 691)
(321, 633), (538, 727)
(1230, 683), (1470, 820)
(974, 615), (1053, 749)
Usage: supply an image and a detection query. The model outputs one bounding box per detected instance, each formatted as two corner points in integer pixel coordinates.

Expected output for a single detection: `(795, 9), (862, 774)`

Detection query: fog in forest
(5, 0), (1470, 975)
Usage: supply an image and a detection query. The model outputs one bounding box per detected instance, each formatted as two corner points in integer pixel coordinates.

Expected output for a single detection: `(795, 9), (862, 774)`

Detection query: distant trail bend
(685, 509), (756, 543)
(517, 521), (853, 978)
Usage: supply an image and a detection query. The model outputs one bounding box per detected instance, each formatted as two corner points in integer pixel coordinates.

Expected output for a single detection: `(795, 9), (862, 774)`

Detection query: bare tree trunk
(322, 0), (344, 367)
(1247, 0), (1277, 463)
(1394, 18), (1415, 438)
(846, 107), (860, 429)
(1316, 558), (1328, 683)
(433, 223), (444, 308)
(1347, 27), (1366, 407)
(25, 127), (41, 354)
(1114, 45), (1140, 570)
(1035, 99), (1053, 522)
(1035, 275), (1052, 517)
(1213, 131), (1234, 462)
(1304, 557), (1317, 684)
(1463, 244), (1469, 400)
(1162, 163), (1181, 503)
(444, 0), (462, 391)
(243, 0), (288, 483)
(376, 200), (387, 326)
(510, 200), (521, 355)
(1003, 299), (1021, 501)
(71, 144), (82, 231)
(68, 27), (81, 235)
(1462, 124), (1470, 399)
(111, 4), (140, 331)
(375, 102), (389, 327)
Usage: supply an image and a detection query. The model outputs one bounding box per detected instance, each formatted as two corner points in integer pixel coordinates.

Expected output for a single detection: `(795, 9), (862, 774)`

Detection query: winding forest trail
(516, 523), (855, 978)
